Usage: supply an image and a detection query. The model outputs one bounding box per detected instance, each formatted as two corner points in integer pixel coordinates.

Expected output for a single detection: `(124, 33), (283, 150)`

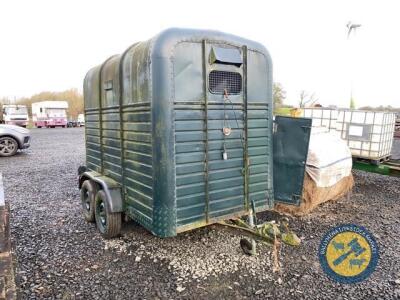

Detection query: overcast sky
(1, 0), (399, 108)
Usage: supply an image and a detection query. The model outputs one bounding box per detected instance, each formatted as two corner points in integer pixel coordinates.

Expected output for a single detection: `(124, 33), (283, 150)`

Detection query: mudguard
(78, 170), (123, 213)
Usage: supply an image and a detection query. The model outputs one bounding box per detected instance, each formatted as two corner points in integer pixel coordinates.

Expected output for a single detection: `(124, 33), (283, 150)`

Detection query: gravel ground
(392, 139), (400, 160)
(0, 128), (399, 299)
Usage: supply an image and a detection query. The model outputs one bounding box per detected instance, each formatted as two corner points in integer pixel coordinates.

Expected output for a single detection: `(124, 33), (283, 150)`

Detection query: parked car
(0, 124), (31, 157)
(77, 114), (85, 127)
(67, 120), (78, 128)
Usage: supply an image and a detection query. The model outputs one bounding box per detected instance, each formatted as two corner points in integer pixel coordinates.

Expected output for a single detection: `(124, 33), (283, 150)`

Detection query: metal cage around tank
(81, 28), (276, 238)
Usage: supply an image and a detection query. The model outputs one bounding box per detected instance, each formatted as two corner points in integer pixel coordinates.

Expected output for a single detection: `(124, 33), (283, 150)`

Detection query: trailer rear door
(273, 116), (311, 205)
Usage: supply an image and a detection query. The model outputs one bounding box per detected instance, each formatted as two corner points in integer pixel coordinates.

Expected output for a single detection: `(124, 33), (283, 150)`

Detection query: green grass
(274, 107), (292, 116)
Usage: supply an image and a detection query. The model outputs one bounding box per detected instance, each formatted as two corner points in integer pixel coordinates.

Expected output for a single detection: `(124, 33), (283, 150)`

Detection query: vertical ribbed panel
(206, 103), (246, 220)
(174, 102), (273, 228)
(85, 110), (101, 171)
(101, 107), (122, 182)
(122, 103), (153, 229)
(174, 103), (206, 226)
(247, 103), (273, 208)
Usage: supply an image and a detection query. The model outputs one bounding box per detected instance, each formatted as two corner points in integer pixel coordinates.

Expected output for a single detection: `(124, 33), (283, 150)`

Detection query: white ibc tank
(303, 108), (338, 132)
(336, 110), (396, 160)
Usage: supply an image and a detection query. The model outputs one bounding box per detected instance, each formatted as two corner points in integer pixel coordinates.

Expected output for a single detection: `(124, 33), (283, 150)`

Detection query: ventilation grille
(209, 71), (242, 95)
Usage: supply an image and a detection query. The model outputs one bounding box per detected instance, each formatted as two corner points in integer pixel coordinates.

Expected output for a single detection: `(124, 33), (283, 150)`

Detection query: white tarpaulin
(306, 128), (352, 187)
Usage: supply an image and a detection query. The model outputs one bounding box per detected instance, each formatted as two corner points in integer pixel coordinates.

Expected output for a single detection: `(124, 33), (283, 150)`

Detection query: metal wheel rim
(98, 201), (107, 227)
(83, 190), (90, 211)
(0, 138), (16, 155)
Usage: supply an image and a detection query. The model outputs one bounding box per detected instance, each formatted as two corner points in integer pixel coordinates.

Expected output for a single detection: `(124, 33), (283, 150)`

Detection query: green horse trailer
(79, 28), (311, 238)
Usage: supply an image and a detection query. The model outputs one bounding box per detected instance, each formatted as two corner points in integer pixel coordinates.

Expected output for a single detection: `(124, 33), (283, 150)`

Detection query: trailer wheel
(95, 190), (121, 239)
(80, 180), (96, 222)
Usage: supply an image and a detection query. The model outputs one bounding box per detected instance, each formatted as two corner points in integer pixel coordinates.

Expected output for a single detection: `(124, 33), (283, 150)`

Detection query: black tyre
(80, 180), (96, 222)
(0, 136), (18, 157)
(95, 190), (121, 239)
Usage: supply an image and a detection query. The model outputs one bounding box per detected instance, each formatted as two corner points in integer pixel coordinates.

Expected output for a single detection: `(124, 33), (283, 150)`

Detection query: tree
(358, 106), (373, 111)
(298, 90), (318, 108)
(273, 83), (286, 108)
(0, 97), (12, 105)
(358, 105), (399, 112)
(350, 96), (356, 109)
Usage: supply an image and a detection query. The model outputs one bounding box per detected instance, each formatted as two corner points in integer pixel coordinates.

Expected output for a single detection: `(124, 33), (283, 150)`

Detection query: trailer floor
(0, 128), (399, 300)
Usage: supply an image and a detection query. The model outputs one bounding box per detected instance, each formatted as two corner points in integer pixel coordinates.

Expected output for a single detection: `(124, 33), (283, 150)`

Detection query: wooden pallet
(353, 155), (391, 166)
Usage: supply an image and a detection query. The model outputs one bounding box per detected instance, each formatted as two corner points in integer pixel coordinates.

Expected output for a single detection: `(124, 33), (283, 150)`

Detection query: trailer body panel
(83, 28), (275, 237)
